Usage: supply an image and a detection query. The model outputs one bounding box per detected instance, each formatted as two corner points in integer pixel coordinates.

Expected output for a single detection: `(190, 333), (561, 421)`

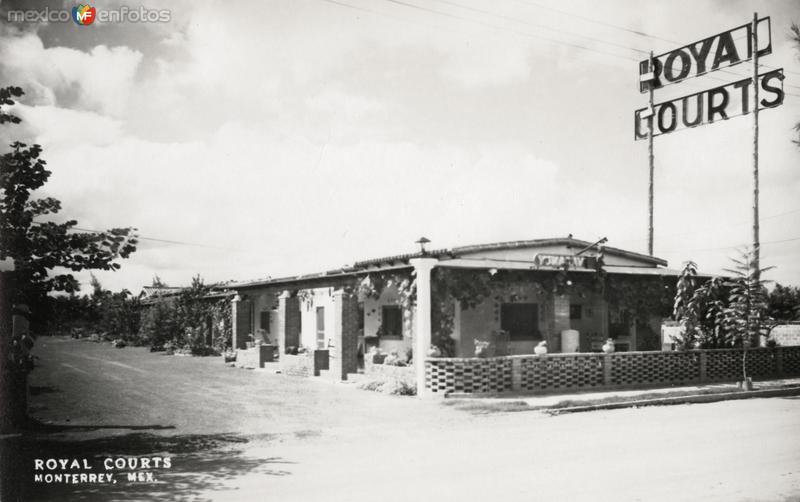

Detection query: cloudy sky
(1, 0), (799, 293)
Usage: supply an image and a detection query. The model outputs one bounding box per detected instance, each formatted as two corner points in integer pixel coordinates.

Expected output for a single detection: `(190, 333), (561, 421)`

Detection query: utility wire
(514, 0), (800, 78)
(30, 220), (245, 252)
(379, 0), (637, 62)
(659, 236), (800, 254)
(616, 208), (800, 245)
(430, 0), (647, 56)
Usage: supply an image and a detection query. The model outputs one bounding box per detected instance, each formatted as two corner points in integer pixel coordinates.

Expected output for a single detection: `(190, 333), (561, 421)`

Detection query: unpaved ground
(5, 336), (800, 502)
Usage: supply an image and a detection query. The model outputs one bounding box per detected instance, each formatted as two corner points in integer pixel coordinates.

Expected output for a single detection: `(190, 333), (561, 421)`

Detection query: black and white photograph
(1, 0), (800, 500)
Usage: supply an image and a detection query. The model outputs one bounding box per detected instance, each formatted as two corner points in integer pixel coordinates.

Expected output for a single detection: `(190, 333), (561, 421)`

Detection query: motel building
(224, 236), (734, 396)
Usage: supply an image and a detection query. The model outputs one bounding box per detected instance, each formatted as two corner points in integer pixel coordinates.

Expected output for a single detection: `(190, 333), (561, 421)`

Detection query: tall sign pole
(752, 12), (760, 282)
(634, 15), (784, 267)
(647, 50), (655, 256)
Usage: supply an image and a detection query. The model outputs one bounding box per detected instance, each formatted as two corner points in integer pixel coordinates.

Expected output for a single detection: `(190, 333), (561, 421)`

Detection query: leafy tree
(768, 283), (800, 321)
(139, 298), (179, 349)
(0, 86), (138, 430)
(151, 275), (168, 288)
(722, 249), (773, 346)
(672, 261), (700, 349)
(138, 274), (229, 354)
(0, 87), (139, 311)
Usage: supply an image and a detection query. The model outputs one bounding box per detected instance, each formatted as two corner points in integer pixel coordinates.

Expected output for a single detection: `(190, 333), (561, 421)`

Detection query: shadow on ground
(1, 426), (293, 502)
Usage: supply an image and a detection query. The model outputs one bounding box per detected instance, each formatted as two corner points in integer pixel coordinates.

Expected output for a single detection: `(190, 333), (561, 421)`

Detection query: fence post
(511, 357), (522, 391)
(603, 354), (613, 386)
(699, 351), (707, 382)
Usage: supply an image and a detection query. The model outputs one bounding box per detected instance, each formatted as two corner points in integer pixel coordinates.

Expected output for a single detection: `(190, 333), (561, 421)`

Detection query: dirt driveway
(4, 336), (800, 502)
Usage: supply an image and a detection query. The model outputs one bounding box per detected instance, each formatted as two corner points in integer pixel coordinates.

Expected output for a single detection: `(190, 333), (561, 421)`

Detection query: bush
(190, 345), (219, 357)
(381, 379), (417, 396)
(356, 380), (384, 392)
(356, 379), (416, 396)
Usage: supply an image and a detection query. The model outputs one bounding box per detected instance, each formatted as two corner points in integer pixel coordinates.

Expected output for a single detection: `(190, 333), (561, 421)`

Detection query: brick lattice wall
(426, 358), (513, 394)
(519, 354), (605, 392)
(611, 351), (700, 386)
(426, 346), (800, 395)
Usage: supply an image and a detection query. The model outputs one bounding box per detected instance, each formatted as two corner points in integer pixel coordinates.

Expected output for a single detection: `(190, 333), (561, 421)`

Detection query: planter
(534, 345), (548, 356)
(602, 340), (616, 354)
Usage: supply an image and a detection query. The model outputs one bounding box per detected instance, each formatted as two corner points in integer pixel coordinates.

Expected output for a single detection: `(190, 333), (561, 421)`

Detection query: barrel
(561, 329), (580, 353)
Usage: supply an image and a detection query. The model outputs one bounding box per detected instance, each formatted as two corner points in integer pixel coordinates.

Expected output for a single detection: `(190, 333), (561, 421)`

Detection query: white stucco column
(231, 294), (242, 350)
(410, 257), (438, 397)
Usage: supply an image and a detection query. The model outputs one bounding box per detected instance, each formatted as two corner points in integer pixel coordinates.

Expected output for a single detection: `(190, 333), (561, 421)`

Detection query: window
(259, 311), (271, 333)
(380, 305), (403, 338)
(500, 303), (540, 341)
(316, 307), (325, 349)
(569, 304), (582, 320)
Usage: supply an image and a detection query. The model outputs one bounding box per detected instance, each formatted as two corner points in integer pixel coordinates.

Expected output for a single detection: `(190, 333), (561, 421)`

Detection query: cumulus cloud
(0, 33), (142, 117)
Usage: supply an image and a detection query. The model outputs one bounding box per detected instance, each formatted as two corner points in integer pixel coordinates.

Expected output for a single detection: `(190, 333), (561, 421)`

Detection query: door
(316, 307), (325, 349)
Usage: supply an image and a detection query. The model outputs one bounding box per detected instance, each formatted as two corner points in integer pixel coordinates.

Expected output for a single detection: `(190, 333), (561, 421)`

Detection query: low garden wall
(364, 360), (414, 386)
(425, 346), (800, 395)
(280, 350), (329, 377)
(234, 345), (276, 369)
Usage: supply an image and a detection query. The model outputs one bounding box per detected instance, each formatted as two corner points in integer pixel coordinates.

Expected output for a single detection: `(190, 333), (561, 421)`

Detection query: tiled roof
(452, 237), (667, 266)
(225, 237), (669, 289)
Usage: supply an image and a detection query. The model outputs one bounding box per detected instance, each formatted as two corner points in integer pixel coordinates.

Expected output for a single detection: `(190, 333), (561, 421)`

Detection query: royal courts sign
(634, 69), (784, 139)
(634, 17), (785, 140)
(637, 17), (772, 93)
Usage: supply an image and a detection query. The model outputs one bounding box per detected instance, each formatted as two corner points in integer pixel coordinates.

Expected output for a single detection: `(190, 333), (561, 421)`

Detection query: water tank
(561, 329), (580, 353)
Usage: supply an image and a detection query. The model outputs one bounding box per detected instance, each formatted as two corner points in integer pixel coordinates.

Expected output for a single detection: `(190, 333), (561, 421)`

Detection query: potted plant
(474, 339), (491, 358)
(534, 340), (548, 356)
(602, 338), (616, 353)
(368, 346), (386, 364)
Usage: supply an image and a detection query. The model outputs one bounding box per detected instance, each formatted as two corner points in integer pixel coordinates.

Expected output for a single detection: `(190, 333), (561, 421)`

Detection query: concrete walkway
(447, 377), (800, 409)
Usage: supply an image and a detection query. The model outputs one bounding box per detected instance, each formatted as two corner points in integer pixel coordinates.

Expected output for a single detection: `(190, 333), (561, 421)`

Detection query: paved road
(6, 337), (800, 501)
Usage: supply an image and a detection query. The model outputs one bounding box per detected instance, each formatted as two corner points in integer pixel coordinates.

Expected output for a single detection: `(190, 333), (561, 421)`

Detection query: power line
(514, 0), (800, 78)
(659, 235), (800, 254)
(431, 0), (647, 56)
(30, 220), (243, 251)
(616, 208), (800, 245)
(512, 0), (676, 44)
(378, 0), (638, 62)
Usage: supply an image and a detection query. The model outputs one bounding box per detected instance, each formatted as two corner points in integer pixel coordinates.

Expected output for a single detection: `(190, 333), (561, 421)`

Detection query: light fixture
(415, 236), (431, 254)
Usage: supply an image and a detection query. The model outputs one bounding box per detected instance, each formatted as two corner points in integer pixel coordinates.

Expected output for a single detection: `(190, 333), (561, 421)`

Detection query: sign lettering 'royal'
(532, 254), (590, 269)
(638, 17), (771, 93)
(634, 69), (784, 140)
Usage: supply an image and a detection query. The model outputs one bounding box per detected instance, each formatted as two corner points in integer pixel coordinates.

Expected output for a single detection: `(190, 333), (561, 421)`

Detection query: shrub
(356, 379), (416, 396)
(381, 379), (417, 396)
